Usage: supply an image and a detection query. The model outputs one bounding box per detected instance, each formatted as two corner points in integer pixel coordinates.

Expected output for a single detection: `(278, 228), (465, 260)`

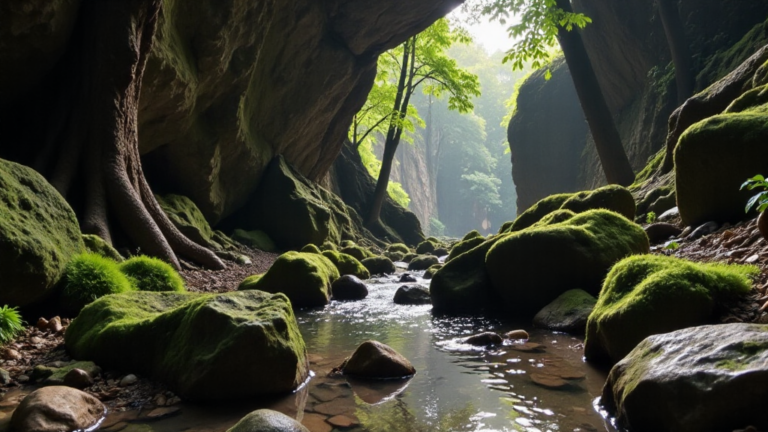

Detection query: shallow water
(94, 271), (615, 432)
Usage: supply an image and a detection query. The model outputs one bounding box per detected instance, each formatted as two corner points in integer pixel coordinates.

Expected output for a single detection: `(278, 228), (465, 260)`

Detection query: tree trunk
(555, 0), (635, 186)
(657, 0), (695, 104)
(45, 0), (224, 270)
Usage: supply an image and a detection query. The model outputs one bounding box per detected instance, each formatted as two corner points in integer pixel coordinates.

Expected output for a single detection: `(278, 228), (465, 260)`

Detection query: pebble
(145, 406), (180, 420)
(530, 373), (569, 389)
(35, 318), (49, 330)
(166, 396), (181, 405)
(744, 254), (760, 264)
(153, 394), (167, 406)
(302, 413), (332, 432)
(0, 368), (10, 385)
(17, 375), (29, 383)
(46, 316), (63, 333)
(119, 374), (138, 387)
(504, 330), (529, 340)
(327, 414), (359, 428)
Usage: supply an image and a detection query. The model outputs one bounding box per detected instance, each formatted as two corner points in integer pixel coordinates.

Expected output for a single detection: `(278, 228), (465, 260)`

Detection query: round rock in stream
(393, 285), (431, 305)
(227, 409), (309, 432)
(463, 332), (503, 346)
(331, 275), (368, 300)
(341, 340), (415, 379)
(11, 386), (106, 432)
(398, 273), (417, 283)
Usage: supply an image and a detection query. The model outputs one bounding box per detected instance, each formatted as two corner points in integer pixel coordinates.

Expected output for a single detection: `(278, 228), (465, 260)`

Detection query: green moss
(675, 111), (768, 225)
(65, 290), (308, 400)
(0, 158), (85, 307)
(0, 305), (23, 345)
(320, 241), (337, 251)
(238, 251), (339, 308)
(341, 240), (356, 248)
(511, 193), (573, 231)
(119, 256), (185, 293)
(156, 194), (224, 250)
(340, 245), (372, 261)
(696, 19), (768, 86)
(321, 251), (370, 280)
(446, 237), (485, 262)
(585, 254), (758, 363)
(408, 255), (439, 271)
(532, 289), (596, 334)
(300, 244), (321, 254)
(38, 361), (100, 385)
(461, 230), (483, 241)
(384, 251), (405, 262)
(531, 209), (577, 228)
(424, 264), (443, 280)
(487, 210), (650, 317)
(62, 253), (134, 314)
(426, 236), (440, 243)
(386, 243), (410, 254)
(82, 234), (123, 262)
(498, 221), (514, 234)
(415, 240), (437, 255)
(361, 256), (396, 275)
(631, 149), (667, 192)
(232, 229), (276, 252)
(402, 253), (417, 263)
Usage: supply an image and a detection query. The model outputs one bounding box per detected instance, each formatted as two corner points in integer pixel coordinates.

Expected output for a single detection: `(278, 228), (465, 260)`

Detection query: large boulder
(361, 256), (396, 275)
(393, 285), (431, 305)
(407, 255), (439, 271)
(238, 251), (339, 308)
(65, 291), (309, 401)
(331, 275), (368, 301)
(321, 250), (369, 280)
(0, 159), (84, 307)
(487, 210), (649, 317)
(532, 289), (596, 335)
(585, 255), (757, 364)
(227, 409), (309, 432)
(341, 340), (415, 379)
(603, 324), (768, 432)
(10, 386), (105, 432)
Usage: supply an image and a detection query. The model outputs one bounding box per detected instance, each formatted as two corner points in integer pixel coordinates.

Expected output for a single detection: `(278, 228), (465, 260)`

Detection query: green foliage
(62, 253), (134, 314)
(357, 140), (412, 209)
(664, 241), (680, 250)
(646, 212), (657, 224)
(0, 305), (24, 345)
(741, 174), (768, 213)
(119, 256), (186, 293)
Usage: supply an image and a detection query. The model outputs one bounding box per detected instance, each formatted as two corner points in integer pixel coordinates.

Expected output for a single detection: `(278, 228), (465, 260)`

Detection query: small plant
(646, 211), (657, 224)
(741, 175), (768, 213)
(0, 305), (24, 345)
(120, 256), (185, 292)
(664, 241), (680, 251)
(62, 253), (133, 314)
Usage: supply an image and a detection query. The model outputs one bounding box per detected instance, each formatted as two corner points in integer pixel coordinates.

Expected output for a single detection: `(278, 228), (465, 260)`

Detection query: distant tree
(353, 19), (480, 228)
(656, 0), (694, 103)
(470, 0), (636, 186)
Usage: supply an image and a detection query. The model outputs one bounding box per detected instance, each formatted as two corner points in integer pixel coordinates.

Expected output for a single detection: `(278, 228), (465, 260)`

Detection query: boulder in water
(341, 341), (415, 379)
(361, 256), (396, 275)
(463, 332), (503, 346)
(227, 409), (309, 432)
(393, 285), (430, 305)
(10, 386), (105, 432)
(533, 289), (596, 334)
(407, 255), (439, 271)
(332, 275), (368, 301)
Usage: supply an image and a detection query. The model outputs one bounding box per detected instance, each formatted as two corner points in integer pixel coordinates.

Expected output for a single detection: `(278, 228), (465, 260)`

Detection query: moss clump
(65, 290), (308, 400)
(340, 245), (372, 261)
(119, 256), (185, 293)
(0, 305), (24, 345)
(511, 193), (572, 232)
(341, 240), (356, 248)
(585, 254), (758, 363)
(498, 221), (514, 234)
(320, 241), (337, 251)
(675, 110), (768, 225)
(423, 264), (443, 280)
(415, 240), (437, 255)
(487, 210), (650, 317)
(630, 149), (666, 191)
(461, 230), (483, 241)
(321, 251), (369, 280)
(408, 255), (439, 271)
(402, 253), (417, 263)
(426, 236), (440, 243)
(361, 256), (396, 275)
(232, 229), (276, 252)
(446, 237), (485, 262)
(62, 253), (133, 314)
(0, 158), (85, 307)
(300, 244), (321, 254)
(386, 243), (410, 254)
(156, 194), (226, 250)
(384, 251), (405, 262)
(82, 234), (123, 262)
(238, 251), (339, 308)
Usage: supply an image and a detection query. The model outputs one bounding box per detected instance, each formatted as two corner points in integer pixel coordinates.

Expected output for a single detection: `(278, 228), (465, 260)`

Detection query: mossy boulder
(402, 253), (417, 263)
(238, 252), (338, 308)
(498, 221), (514, 234)
(156, 194), (227, 250)
(415, 240), (437, 255)
(321, 251), (369, 280)
(32, 361), (101, 386)
(65, 291), (308, 401)
(407, 255), (439, 271)
(486, 210), (650, 317)
(603, 324), (768, 432)
(361, 256), (396, 275)
(461, 230), (483, 241)
(61, 253), (133, 315)
(384, 251), (405, 262)
(386, 243), (410, 254)
(231, 229), (276, 252)
(675, 111), (768, 226)
(119, 256), (185, 293)
(423, 264), (442, 280)
(446, 236), (485, 262)
(320, 241), (337, 251)
(585, 255), (757, 364)
(340, 245), (372, 261)
(82, 234), (123, 262)
(300, 244), (321, 254)
(532, 289), (596, 334)
(0, 159), (84, 307)
(510, 186), (635, 232)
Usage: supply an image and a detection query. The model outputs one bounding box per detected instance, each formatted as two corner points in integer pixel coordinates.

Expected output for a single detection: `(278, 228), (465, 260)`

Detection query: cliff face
(507, 0), (768, 211)
(389, 141), (438, 231)
(0, 0), (460, 224)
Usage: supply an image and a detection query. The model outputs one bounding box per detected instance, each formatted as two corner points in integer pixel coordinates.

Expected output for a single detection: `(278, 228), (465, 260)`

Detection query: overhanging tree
(354, 19), (480, 227)
(472, 0), (636, 186)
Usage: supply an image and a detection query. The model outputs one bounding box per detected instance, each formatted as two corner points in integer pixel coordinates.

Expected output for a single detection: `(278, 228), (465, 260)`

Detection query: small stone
(530, 373), (569, 389)
(145, 406), (180, 420)
(166, 396), (181, 405)
(341, 340), (415, 379)
(504, 330), (529, 340)
(745, 254), (760, 264)
(0, 368), (10, 385)
(463, 332), (503, 346)
(327, 414), (360, 428)
(17, 375), (29, 383)
(36, 318), (49, 330)
(153, 394), (167, 406)
(398, 273), (417, 283)
(46, 317), (63, 333)
(302, 413), (332, 432)
(510, 342), (545, 352)
(119, 374), (137, 387)
(63, 369), (94, 390)
(2, 348), (21, 360)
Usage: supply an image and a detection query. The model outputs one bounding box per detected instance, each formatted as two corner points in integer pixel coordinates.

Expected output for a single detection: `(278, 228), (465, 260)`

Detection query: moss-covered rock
(510, 193), (572, 232)
(530, 209), (577, 228)
(340, 245), (372, 261)
(446, 236), (485, 262)
(384, 251), (405, 262)
(361, 256), (396, 275)
(675, 111), (768, 225)
(487, 210), (650, 317)
(238, 252), (339, 308)
(119, 256), (185, 293)
(402, 253), (417, 263)
(65, 291), (308, 400)
(407, 255), (439, 271)
(0, 159), (84, 307)
(32, 361), (101, 386)
(320, 241), (337, 251)
(156, 194), (228, 250)
(585, 255), (757, 364)
(82, 235), (123, 262)
(386, 243), (410, 254)
(498, 221), (514, 234)
(423, 264), (442, 280)
(300, 244), (321, 254)
(321, 251), (369, 280)
(231, 229), (276, 252)
(415, 240), (437, 255)
(461, 230), (483, 241)
(532, 289), (596, 334)
(61, 253), (133, 314)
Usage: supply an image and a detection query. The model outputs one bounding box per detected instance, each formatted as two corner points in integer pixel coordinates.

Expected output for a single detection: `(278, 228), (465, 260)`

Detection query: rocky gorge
(1, 0), (768, 432)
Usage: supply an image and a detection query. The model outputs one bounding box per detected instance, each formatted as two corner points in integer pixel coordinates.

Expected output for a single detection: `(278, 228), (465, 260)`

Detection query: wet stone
(464, 332), (503, 346)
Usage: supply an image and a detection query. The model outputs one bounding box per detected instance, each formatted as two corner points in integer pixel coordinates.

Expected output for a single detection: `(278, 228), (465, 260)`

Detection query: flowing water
(4, 270), (617, 432)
